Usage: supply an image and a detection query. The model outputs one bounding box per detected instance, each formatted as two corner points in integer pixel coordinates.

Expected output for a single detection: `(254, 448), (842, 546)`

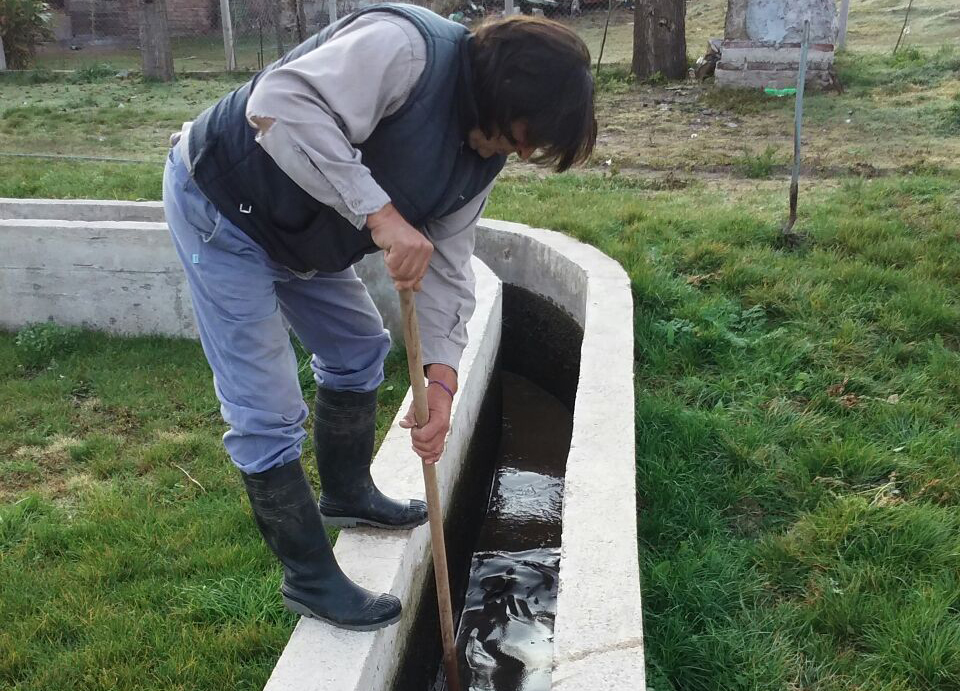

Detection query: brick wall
(717, 0), (837, 89)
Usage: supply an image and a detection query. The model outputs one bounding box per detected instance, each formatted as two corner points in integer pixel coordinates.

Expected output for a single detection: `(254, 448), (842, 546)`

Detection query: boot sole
(321, 514), (429, 530)
(282, 596), (402, 631)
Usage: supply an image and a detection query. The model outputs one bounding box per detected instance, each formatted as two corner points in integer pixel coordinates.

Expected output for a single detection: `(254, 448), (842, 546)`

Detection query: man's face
(468, 121), (536, 160)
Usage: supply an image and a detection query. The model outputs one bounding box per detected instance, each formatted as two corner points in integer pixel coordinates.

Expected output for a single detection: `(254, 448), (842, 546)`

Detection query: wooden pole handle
(399, 289), (461, 691)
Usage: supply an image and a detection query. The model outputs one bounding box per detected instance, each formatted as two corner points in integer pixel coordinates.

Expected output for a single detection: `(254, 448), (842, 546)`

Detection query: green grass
(4, 3), (960, 686)
(6, 171), (959, 689)
(0, 74), (247, 166)
(0, 159), (162, 200)
(484, 172), (960, 690)
(0, 331), (409, 690)
(34, 36), (298, 73)
(733, 145), (781, 179)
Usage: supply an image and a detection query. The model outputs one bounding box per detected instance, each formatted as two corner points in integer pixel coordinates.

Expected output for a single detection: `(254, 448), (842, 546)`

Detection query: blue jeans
(163, 144), (391, 475)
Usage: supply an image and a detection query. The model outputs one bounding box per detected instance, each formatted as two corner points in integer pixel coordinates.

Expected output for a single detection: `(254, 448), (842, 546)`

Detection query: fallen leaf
(827, 378), (849, 397)
(685, 272), (719, 286)
(839, 393), (860, 408)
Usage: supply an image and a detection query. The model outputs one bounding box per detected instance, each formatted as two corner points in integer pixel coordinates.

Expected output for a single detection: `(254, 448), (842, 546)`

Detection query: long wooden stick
(399, 289), (461, 691)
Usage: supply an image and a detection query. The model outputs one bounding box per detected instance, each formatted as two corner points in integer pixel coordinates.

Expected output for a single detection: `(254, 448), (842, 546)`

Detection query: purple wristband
(428, 379), (455, 400)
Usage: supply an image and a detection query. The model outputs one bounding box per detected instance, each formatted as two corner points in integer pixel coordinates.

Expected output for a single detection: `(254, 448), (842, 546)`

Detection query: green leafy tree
(0, 0), (53, 69)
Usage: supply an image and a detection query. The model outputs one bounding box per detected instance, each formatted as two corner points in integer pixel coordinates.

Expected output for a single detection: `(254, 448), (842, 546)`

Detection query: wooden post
(220, 0), (237, 71)
(294, 0), (307, 43)
(836, 0), (851, 50)
(139, 0), (175, 82)
(0, 35), (7, 71)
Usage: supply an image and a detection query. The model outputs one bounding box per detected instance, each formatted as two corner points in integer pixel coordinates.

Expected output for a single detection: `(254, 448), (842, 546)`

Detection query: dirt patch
(586, 79), (960, 177)
(2, 435), (83, 500)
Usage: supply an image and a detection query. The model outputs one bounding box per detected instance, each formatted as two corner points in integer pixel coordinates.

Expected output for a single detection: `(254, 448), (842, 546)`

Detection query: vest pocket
(181, 174), (224, 244)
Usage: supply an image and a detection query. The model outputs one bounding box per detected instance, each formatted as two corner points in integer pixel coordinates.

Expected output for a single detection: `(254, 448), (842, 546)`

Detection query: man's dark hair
(470, 15), (597, 172)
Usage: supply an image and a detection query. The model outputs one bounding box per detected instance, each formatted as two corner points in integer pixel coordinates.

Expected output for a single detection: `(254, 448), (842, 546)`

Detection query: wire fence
(33, 0), (634, 73)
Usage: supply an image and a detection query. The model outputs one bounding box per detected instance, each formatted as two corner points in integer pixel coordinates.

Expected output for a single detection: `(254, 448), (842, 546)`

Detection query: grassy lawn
(3, 2), (960, 689)
(36, 36), (298, 73)
(488, 172), (960, 690)
(4, 47), (957, 187)
(5, 171), (960, 689)
(0, 334), (410, 690)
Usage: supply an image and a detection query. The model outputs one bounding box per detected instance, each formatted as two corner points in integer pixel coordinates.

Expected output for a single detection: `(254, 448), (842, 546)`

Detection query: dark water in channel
(393, 285), (583, 691)
(448, 371), (573, 691)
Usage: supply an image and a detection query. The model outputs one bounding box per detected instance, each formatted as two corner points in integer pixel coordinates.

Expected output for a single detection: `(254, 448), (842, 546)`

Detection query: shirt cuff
(341, 172), (392, 222)
(420, 336), (464, 375)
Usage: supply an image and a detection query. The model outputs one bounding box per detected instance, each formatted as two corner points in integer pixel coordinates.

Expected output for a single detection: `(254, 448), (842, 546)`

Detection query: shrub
(943, 92), (960, 135)
(14, 322), (81, 370)
(0, 0), (53, 69)
(735, 145), (780, 179)
(69, 62), (117, 83)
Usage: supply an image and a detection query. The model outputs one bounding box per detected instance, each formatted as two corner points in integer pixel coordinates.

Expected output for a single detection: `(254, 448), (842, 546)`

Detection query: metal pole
(328, 0), (338, 25)
(219, 0), (237, 71)
(836, 0), (851, 50)
(596, 0), (614, 79)
(784, 20), (811, 236)
(894, 0), (915, 54)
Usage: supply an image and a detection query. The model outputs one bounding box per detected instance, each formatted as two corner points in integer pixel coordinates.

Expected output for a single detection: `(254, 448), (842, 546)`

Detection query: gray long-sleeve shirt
(242, 11), (489, 373)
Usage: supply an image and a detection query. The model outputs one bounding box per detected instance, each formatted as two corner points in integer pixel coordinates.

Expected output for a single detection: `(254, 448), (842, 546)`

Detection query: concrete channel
(0, 199), (644, 690)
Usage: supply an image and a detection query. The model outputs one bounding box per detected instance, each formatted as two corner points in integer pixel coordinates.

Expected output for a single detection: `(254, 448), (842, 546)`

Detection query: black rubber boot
(314, 387), (428, 530)
(241, 460), (402, 631)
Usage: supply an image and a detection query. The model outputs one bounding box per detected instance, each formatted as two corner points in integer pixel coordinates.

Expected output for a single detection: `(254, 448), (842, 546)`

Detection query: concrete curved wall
(475, 220), (644, 690)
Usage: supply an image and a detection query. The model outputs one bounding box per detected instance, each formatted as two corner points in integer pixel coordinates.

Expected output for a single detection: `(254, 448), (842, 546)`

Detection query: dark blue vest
(186, 3), (505, 273)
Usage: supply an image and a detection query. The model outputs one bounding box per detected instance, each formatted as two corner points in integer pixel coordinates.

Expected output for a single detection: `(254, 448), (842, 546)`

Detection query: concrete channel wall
(475, 220), (645, 690)
(0, 198), (403, 341)
(0, 199), (644, 689)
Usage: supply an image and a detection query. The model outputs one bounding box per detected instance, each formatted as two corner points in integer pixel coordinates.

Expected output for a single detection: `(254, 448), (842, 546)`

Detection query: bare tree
(633, 0), (687, 80)
(293, 0), (307, 43)
(139, 0), (174, 81)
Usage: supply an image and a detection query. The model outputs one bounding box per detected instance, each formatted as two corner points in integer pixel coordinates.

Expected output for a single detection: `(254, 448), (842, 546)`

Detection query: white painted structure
(0, 198), (403, 342)
(717, 0), (838, 89)
(475, 221), (644, 689)
(0, 199), (643, 690)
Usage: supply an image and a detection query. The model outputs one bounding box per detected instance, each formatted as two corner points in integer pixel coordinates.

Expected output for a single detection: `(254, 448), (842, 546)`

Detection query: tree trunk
(139, 0), (174, 81)
(0, 35), (7, 71)
(633, 0), (687, 80)
(293, 0), (307, 43)
(274, 10), (285, 59)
